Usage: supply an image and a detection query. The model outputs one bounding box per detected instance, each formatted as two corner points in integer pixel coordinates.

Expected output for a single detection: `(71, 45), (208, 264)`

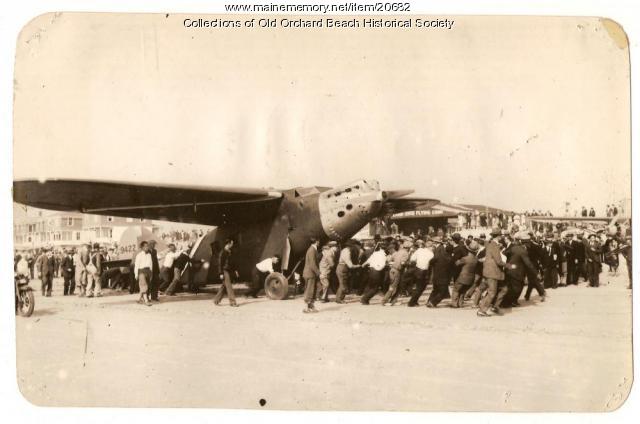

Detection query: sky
(13, 13), (631, 215)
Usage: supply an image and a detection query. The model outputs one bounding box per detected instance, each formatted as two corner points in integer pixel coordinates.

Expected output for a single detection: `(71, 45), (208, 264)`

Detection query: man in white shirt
(247, 255), (280, 298)
(407, 239), (435, 306)
(360, 243), (388, 305)
(134, 241), (153, 306)
(159, 244), (177, 294)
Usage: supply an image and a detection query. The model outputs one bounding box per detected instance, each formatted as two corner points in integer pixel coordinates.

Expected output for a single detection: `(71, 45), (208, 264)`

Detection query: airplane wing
(13, 179), (283, 226)
(380, 195), (440, 215)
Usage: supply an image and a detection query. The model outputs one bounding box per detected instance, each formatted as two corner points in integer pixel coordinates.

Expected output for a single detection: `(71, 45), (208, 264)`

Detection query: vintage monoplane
(13, 178), (438, 299)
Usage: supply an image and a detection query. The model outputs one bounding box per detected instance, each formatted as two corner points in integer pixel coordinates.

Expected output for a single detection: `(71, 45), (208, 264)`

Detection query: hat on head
(429, 236), (443, 244)
(490, 227), (502, 237)
(479, 233), (486, 239)
(451, 233), (462, 242)
(467, 241), (479, 252)
(328, 241), (338, 247)
(416, 239), (425, 247)
(515, 231), (531, 241)
(402, 240), (413, 249)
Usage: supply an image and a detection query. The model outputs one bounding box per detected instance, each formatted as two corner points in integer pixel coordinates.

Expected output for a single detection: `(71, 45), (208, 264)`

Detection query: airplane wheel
(264, 272), (289, 300)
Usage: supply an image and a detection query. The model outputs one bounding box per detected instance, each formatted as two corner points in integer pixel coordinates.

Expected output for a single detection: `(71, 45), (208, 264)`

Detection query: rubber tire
(18, 290), (35, 317)
(264, 272), (289, 300)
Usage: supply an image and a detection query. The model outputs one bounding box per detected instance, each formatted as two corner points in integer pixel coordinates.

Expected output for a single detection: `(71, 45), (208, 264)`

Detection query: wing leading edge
(13, 179), (283, 226)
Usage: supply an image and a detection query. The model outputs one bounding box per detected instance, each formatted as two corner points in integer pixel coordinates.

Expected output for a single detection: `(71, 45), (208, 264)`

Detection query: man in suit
(574, 232), (587, 282)
(478, 228), (516, 317)
(585, 234), (603, 287)
(502, 232), (539, 307)
(148, 240), (161, 301)
(450, 233), (468, 282)
(540, 236), (561, 289)
(563, 234), (577, 285)
(36, 249), (56, 297)
(302, 238), (320, 313)
(61, 248), (75, 295)
(426, 238), (452, 307)
(213, 239), (239, 306)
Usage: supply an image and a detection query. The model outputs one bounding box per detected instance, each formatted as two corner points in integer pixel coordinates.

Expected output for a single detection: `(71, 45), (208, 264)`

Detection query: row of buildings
(13, 205), (157, 250)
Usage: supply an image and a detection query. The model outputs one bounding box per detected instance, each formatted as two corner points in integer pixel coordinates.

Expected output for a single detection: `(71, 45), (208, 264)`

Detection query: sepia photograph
(8, 9), (634, 413)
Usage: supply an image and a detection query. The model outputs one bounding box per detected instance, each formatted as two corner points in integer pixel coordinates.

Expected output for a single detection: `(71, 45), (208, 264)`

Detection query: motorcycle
(15, 274), (35, 317)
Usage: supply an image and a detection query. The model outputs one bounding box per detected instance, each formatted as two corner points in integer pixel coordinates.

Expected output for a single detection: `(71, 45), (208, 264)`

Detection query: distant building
(13, 209), (86, 250)
(13, 205), (156, 250)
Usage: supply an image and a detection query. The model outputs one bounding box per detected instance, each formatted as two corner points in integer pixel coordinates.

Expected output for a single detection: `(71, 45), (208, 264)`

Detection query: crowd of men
(13, 240), (196, 305)
(13, 218), (633, 315)
(294, 222), (632, 315)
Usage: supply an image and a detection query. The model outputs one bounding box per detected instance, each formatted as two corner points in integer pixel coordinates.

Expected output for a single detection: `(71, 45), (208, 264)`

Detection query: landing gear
(264, 272), (290, 300)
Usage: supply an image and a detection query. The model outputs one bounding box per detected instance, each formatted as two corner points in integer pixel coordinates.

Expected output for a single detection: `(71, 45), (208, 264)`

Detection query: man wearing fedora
(503, 232), (541, 307)
(450, 233), (469, 282)
(585, 234), (603, 287)
(426, 236), (452, 307)
(478, 227), (516, 317)
(541, 235), (561, 289)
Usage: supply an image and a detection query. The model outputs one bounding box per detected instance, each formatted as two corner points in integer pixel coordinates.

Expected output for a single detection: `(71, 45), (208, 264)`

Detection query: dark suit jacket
(429, 245), (452, 285)
(572, 239), (586, 261)
(451, 244), (468, 279)
(302, 244), (320, 279)
(540, 244), (561, 269)
(504, 243), (537, 282)
(61, 256), (74, 278)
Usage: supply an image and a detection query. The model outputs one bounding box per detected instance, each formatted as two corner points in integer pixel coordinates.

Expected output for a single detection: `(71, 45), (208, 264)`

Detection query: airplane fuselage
(189, 179), (386, 283)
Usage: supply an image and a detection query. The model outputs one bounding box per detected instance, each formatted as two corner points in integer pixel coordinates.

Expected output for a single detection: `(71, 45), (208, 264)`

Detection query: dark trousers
(214, 271), (237, 304)
(576, 260), (587, 281)
(149, 272), (160, 300)
(303, 275), (317, 305)
(247, 269), (268, 297)
(41, 274), (53, 296)
(393, 266), (416, 301)
(502, 276), (524, 306)
(335, 264), (350, 302)
(408, 268), (429, 306)
(543, 267), (559, 289)
(427, 280), (450, 307)
(587, 261), (601, 287)
(361, 269), (384, 304)
(566, 260), (577, 284)
(63, 273), (75, 295)
(525, 273), (546, 300)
